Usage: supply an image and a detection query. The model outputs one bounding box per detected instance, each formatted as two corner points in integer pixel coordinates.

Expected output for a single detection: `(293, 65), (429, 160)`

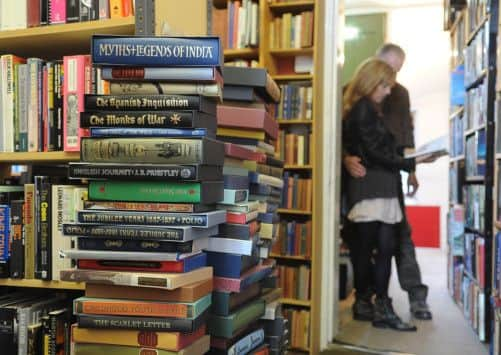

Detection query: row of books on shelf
(284, 309), (310, 350)
(0, 0), (133, 31)
(465, 184), (485, 233)
(212, 0), (260, 50)
(465, 82), (487, 130)
(448, 259), (487, 341)
(276, 131), (311, 166)
(273, 220), (312, 258)
(449, 111), (464, 158)
(465, 129), (486, 177)
(464, 232), (485, 289)
(277, 265), (310, 300)
(269, 11), (314, 49)
(276, 82), (313, 120)
(464, 22), (488, 86)
(281, 173), (312, 211)
(466, 0), (488, 34)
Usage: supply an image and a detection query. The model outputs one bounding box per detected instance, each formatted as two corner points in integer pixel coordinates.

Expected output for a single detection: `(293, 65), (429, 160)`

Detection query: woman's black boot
(372, 297), (417, 331)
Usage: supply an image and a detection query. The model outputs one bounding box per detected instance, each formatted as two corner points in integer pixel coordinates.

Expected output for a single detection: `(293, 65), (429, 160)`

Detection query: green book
(74, 335), (210, 355)
(208, 299), (265, 338)
(88, 180), (223, 204)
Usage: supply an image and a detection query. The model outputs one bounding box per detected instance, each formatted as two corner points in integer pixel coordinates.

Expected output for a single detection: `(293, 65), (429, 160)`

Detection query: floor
(334, 248), (489, 355)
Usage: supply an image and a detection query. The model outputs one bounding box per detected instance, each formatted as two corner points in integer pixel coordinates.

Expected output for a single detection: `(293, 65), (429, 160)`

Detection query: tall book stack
(60, 35), (227, 355)
(206, 66), (288, 354)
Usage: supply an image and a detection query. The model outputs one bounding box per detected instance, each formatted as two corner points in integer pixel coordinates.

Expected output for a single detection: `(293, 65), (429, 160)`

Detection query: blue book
(90, 127), (208, 137)
(223, 175), (250, 190)
(92, 35), (222, 67)
(207, 251), (259, 278)
(228, 328), (265, 355)
(257, 212), (279, 224)
(0, 205), (10, 261)
(175, 252), (207, 272)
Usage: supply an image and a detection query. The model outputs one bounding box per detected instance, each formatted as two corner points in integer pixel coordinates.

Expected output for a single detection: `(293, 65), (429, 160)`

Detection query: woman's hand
(344, 155), (366, 178)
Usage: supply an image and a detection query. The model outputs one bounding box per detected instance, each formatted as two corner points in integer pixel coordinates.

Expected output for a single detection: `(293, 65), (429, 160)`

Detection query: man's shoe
(352, 295), (374, 321)
(410, 300), (433, 320)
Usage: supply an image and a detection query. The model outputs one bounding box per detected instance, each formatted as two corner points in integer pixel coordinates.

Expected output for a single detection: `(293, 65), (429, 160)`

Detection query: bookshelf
(446, 1), (496, 344)
(0, 278), (85, 290)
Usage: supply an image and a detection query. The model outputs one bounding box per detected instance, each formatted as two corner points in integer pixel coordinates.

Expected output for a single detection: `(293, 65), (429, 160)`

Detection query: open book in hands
(405, 135), (448, 164)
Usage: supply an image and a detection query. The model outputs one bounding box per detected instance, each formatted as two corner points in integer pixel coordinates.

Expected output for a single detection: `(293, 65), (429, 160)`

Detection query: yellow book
(217, 127), (265, 140)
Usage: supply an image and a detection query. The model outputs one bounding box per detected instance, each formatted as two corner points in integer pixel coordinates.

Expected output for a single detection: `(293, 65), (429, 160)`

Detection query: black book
(69, 162), (223, 181)
(77, 236), (208, 253)
(84, 95), (217, 115)
(40, 0), (48, 25)
(66, 0), (80, 22)
(80, 110), (216, 131)
(223, 175), (250, 190)
(77, 309), (209, 332)
(34, 176), (52, 280)
(9, 200), (24, 279)
(219, 223), (258, 240)
(222, 66), (280, 103)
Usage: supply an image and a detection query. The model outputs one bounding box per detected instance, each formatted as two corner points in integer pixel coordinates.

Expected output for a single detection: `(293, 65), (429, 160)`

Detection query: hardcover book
(69, 162), (223, 181)
(84, 94), (217, 115)
(82, 200), (214, 213)
(80, 110), (217, 131)
(89, 127), (210, 138)
(73, 293), (211, 318)
(60, 266), (213, 289)
(101, 66), (222, 82)
(85, 279), (213, 302)
(92, 35), (222, 67)
(74, 209), (226, 228)
(87, 180), (224, 204)
(77, 313), (210, 333)
(60, 249), (205, 262)
(109, 82), (223, 100)
(211, 282), (262, 316)
(77, 252), (207, 273)
(80, 137), (224, 165)
(72, 324), (206, 351)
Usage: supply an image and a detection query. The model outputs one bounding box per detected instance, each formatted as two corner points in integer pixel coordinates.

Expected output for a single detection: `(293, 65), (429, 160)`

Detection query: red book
(224, 143), (256, 161)
(226, 211), (259, 224)
(77, 258), (194, 273)
(217, 105), (279, 140)
(27, 0), (41, 27)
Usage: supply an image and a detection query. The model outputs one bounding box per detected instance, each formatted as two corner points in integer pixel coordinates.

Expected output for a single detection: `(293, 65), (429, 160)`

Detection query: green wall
(342, 13), (387, 86)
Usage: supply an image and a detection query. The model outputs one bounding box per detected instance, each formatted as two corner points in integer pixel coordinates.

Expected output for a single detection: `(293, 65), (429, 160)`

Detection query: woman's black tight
(352, 221), (397, 298)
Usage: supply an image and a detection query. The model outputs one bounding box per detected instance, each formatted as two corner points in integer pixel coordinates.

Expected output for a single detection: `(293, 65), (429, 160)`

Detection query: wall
(342, 13), (386, 85)
(385, 5), (450, 249)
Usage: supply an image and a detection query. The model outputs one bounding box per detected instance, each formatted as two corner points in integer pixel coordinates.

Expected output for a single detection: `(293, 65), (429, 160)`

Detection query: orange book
(122, 0), (133, 16)
(85, 279), (213, 303)
(74, 293), (211, 318)
(72, 324), (206, 351)
(109, 0), (123, 18)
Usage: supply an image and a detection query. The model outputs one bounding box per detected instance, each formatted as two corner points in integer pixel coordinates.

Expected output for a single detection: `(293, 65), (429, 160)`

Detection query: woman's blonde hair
(343, 58), (396, 118)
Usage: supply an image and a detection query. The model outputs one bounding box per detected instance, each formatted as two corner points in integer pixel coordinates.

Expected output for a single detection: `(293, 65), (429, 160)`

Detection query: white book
(0, 0), (27, 30)
(1, 55), (15, 152)
(61, 249), (202, 261)
(294, 14), (302, 48)
(205, 237), (255, 255)
(51, 185), (87, 281)
(250, 2), (258, 46)
(238, 5), (246, 49)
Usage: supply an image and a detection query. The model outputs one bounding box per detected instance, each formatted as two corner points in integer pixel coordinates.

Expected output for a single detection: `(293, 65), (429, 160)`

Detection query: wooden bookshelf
(272, 74), (313, 81)
(280, 298), (311, 307)
(0, 17), (135, 59)
(270, 253), (311, 261)
(277, 209), (312, 215)
(0, 279), (84, 290)
(284, 165), (313, 170)
(224, 47), (260, 60)
(269, 47), (314, 57)
(0, 151), (80, 163)
(277, 119), (313, 125)
(268, 1), (315, 13)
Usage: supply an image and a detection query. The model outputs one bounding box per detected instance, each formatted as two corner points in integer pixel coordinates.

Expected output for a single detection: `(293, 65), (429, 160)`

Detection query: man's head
(376, 43), (405, 73)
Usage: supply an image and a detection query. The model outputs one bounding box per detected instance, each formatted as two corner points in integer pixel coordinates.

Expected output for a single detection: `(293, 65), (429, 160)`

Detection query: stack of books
(205, 66), (288, 354)
(60, 34), (227, 355)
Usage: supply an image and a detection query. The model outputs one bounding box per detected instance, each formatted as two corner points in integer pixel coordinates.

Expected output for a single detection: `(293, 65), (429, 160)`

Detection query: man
(344, 43), (433, 320)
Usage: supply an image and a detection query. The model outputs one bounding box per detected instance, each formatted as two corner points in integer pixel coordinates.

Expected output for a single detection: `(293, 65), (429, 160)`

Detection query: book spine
(64, 224), (184, 241)
(82, 200), (200, 213)
(49, 0), (67, 24)
(76, 237), (195, 253)
(66, 0), (79, 22)
(40, 0), (49, 25)
(63, 55), (91, 151)
(9, 200), (24, 279)
(36, 177), (52, 280)
(77, 259), (186, 273)
(0, 206), (10, 262)
(228, 329), (265, 355)
(109, 0), (124, 18)
(91, 36), (221, 67)
(109, 82), (221, 97)
(24, 184), (35, 279)
(80, 137), (220, 165)
(88, 180), (203, 204)
(76, 210), (209, 227)
(80, 111), (200, 128)
(98, 0), (109, 19)
(69, 163), (201, 181)
(84, 94), (211, 112)
(89, 127), (208, 138)
(222, 189), (249, 204)
(77, 314), (197, 332)
(18, 64), (28, 151)
(101, 67), (216, 81)
(74, 299), (189, 318)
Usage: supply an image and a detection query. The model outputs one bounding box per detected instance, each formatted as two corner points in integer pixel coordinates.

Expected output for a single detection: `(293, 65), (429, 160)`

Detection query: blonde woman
(343, 58), (416, 331)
